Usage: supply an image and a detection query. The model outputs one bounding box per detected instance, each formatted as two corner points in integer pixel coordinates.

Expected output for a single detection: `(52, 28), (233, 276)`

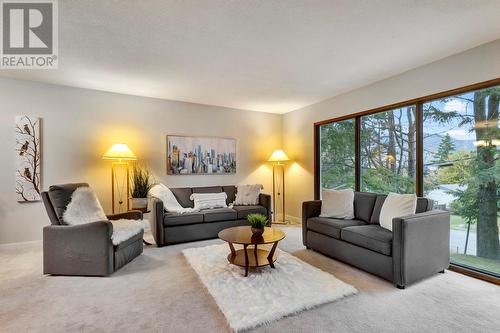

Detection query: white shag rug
(183, 244), (357, 332)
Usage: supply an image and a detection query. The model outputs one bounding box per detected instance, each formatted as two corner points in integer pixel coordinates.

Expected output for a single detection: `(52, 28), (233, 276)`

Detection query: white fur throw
(110, 219), (144, 246)
(61, 187), (143, 245)
(63, 187), (107, 225)
(233, 184), (262, 206)
(149, 184), (197, 214)
(189, 192), (227, 210)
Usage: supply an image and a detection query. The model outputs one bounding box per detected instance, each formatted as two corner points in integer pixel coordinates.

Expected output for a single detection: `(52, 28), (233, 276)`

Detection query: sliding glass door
(423, 87), (499, 276)
(316, 80), (500, 278)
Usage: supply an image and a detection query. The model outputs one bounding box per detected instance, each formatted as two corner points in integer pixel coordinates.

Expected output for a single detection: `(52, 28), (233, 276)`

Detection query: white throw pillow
(190, 192), (227, 210)
(63, 187), (107, 225)
(233, 184), (262, 206)
(149, 183), (197, 214)
(379, 192), (417, 231)
(319, 188), (355, 219)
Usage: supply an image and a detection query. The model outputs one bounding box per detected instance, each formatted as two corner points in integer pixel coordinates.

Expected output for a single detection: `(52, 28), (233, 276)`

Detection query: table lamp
(102, 143), (137, 213)
(268, 149), (290, 224)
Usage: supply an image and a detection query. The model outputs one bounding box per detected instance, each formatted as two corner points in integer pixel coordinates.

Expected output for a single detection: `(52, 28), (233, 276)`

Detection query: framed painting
(15, 115), (41, 202)
(167, 135), (236, 175)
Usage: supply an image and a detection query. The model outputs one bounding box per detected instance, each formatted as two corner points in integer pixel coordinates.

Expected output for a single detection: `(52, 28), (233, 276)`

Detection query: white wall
(283, 39), (500, 221)
(0, 78), (282, 244)
(2, 39), (499, 243)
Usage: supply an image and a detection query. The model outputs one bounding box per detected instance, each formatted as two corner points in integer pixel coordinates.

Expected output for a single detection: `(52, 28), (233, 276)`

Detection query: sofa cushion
(222, 185), (237, 205)
(203, 207), (237, 222)
(48, 183), (89, 222)
(370, 194), (433, 224)
(163, 212), (204, 227)
(190, 192), (228, 210)
(150, 184), (191, 213)
(320, 188), (354, 219)
(354, 192), (377, 223)
(170, 188), (193, 208)
(307, 217), (366, 239)
(192, 186), (223, 194)
(370, 195), (386, 224)
(379, 193), (417, 231)
(341, 225), (393, 256)
(114, 234), (143, 271)
(234, 184), (262, 206)
(232, 205), (266, 219)
(42, 192), (59, 225)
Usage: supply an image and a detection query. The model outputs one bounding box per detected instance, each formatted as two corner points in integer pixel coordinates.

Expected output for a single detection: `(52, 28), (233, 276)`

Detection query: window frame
(313, 77), (500, 284)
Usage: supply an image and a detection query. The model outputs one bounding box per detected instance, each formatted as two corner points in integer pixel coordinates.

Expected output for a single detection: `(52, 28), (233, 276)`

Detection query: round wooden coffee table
(218, 226), (286, 277)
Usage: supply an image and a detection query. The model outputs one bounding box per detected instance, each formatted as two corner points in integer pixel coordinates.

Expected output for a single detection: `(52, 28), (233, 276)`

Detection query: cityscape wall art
(167, 135), (236, 175)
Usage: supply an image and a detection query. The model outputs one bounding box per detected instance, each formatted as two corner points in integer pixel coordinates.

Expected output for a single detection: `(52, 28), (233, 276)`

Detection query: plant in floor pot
(130, 164), (153, 212)
(247, 213), (268, 236)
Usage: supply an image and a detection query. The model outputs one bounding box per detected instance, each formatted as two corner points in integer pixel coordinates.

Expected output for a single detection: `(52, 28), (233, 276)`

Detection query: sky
(424, 92), (477, 141)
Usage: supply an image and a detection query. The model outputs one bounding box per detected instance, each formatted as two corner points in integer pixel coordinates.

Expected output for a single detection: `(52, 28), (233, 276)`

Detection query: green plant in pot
(247, 213), (268, 236)
(130, 164), (154, 212)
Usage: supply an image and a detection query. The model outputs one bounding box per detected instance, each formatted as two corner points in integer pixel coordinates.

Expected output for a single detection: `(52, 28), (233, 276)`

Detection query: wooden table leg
(254, 244), (259, 266)
(268, 241), (278, 268)
(228, 242), (236, 258)
(243, 244), (249, 277)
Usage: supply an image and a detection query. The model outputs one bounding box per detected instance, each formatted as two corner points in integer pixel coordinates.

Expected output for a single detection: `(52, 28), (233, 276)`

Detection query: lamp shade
(102, 143), (137, 160)
(268, 149), (290, 162)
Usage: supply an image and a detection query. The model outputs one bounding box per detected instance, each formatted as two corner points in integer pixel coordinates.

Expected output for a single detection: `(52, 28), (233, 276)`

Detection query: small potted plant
(130, 164), (154, 212)
(247, 213), (268, 236)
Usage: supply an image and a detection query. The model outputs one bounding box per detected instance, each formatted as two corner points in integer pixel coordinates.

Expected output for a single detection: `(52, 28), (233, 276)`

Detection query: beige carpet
(0, 225), (499, 333)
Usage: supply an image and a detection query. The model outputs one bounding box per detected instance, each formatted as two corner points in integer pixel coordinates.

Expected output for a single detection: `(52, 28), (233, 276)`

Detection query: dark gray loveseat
(151, 185), (272, 246)
(42, 183), (144, 276)
(303, 192), (450, 288)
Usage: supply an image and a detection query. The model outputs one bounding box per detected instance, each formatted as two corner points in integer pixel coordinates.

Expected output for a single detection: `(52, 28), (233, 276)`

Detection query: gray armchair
(41, 183), (144, 276)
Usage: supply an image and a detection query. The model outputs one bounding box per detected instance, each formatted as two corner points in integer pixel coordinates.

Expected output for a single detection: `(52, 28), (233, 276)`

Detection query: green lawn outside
(451, 253), (500, 276)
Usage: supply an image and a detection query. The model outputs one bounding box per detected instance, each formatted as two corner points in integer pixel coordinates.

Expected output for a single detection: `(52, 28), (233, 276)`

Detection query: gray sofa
(151, 185), (272, 246)
(303, 192), (450, 288)
(42, 183), (144, 276)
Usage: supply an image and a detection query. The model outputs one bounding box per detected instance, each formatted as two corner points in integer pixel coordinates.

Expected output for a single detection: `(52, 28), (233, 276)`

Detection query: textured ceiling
(1, 0), (500, 113)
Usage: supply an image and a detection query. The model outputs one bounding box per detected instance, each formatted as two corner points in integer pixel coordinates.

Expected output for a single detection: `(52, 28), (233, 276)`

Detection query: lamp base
(111, 162), (130, 214)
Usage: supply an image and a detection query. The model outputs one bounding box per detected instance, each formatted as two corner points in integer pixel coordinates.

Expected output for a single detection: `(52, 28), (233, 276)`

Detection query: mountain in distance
(424, 134), (475, 154)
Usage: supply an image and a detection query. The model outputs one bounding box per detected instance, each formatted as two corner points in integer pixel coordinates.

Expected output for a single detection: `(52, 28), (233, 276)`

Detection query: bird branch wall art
(15, 115), (41, 202)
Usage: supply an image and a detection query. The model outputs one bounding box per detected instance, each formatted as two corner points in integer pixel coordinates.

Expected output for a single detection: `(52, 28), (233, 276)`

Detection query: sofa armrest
(43, 221), (114, 276)
(107, 210), (143, 220)
(259, 193), (272, 225)
(392, 210), (450, 288)
(150, 197), (165, 246)
(302, 200), (322, 246)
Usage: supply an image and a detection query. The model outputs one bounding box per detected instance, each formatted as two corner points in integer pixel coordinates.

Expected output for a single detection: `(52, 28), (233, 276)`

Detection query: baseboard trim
(285, 215), (301, 225)
(0, 239), (42, 249)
